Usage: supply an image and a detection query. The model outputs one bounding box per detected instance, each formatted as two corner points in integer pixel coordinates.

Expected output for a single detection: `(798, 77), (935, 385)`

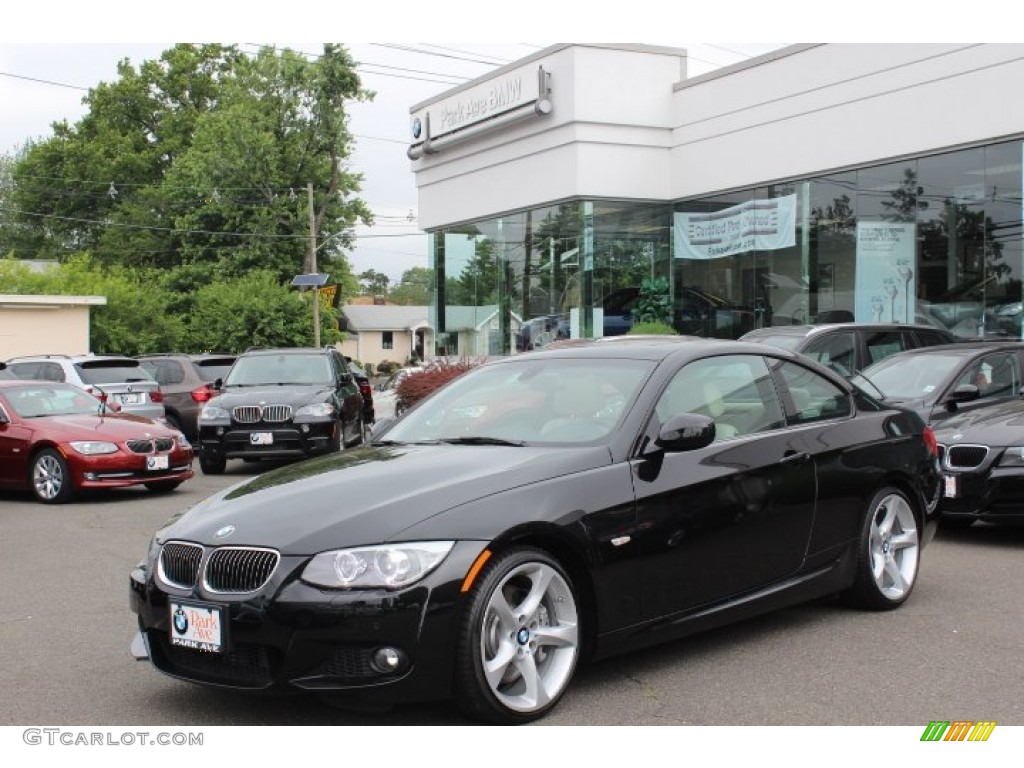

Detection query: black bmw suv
(196, 347), (364, 474)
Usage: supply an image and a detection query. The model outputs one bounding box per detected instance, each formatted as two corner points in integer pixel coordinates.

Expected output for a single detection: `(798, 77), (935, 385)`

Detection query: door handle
(780, 451), (810, 464)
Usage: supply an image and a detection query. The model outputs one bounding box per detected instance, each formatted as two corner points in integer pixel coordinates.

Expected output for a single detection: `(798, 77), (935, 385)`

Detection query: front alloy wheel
(844, 487), (920, 609)
(455, 548), (580, 724)
(31, 448), (74, 504)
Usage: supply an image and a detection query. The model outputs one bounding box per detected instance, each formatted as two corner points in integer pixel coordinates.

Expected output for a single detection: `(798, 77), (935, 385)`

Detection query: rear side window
(802, 331), (856, 376)
(864, 331), (908, 365)
(914, 330), (953, 347)
(775, 361), (852, 424)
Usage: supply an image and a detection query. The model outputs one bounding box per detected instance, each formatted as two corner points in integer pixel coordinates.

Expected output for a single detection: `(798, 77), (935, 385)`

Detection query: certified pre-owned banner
(674, 195), (797, 260)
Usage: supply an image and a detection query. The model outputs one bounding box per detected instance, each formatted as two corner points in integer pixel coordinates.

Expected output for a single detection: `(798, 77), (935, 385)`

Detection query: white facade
(410, 43), (1024, 224)
(0, 295), (106, 359)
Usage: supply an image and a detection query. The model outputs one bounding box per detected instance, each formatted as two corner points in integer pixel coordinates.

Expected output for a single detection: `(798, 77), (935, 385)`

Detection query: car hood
(35, 413), (175, 438)
(211, 385), (334, 408)
(157, 443), (611, 553)
(933, 400), (1024, 446)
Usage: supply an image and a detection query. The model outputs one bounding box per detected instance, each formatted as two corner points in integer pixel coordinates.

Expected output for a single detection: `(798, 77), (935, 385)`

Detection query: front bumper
(199, 423), (336, 460)
(71, 449), (193, 489)
(940, 466), (1024, 523)
(129, 540), (487, 705)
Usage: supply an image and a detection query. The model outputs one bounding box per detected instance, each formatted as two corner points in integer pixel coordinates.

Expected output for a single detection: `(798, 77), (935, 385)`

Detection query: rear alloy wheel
(199, 453), (226, 475)
(145, 480), (183, 494)
(455, 548), (580, 724)
(31, 449), (74, 504)
(844, 487), (920, 610)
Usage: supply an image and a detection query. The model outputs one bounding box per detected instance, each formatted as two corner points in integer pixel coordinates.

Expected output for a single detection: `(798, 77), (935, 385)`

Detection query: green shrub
(627, 321), (678, 336)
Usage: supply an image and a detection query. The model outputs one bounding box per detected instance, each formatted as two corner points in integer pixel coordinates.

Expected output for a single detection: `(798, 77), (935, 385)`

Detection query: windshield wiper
(436, 436), (526, 447)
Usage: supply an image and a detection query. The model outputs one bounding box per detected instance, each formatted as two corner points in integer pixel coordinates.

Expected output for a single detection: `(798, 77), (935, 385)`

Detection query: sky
(0, 4), (1000, 288)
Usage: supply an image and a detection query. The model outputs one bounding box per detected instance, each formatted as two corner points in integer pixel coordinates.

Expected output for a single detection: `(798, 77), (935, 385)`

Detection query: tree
(388, 266), (431, 305)
(10, 44), (373, 291)
(359, 269), (390, 296)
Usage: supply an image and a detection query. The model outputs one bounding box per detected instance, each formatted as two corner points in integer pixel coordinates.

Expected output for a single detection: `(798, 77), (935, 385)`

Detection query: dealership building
(406, 43), (1024, 355)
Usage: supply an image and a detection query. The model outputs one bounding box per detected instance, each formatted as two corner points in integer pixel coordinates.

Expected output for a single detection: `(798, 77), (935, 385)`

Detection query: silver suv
(4, 354), (166, 421)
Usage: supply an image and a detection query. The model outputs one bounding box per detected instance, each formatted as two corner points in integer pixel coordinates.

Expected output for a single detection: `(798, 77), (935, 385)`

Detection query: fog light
(371, 646), (404, 674)
(216, 427), (225, 436)
(84, 472), (97, 480)
(301, 424), (310, 433)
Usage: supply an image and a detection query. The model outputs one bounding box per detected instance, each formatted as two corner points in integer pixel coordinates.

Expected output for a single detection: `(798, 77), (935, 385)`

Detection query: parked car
(602, 285), (755, 339)
(853, 342), (1024, 426)
(4, 353), (165, 422)
(195, 347), (364, 475)
(130, 337), (940, 723)
(932, 398), (1024, 528)
(344, 357), (375, 425)
(137, 353), (237, 439)
(0, 380), (193, 503)
(741, 323), (956, 377)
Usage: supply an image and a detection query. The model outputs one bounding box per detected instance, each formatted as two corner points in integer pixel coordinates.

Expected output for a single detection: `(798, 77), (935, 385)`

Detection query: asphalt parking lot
(1, 459), (1023, 727)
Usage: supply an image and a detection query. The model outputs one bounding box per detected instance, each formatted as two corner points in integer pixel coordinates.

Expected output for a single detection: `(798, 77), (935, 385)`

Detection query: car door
(0, 396), (32, 487)
(630, 353), (816, 619)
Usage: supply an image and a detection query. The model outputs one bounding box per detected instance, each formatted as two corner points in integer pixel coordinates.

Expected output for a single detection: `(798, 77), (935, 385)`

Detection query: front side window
(655, 354), (786, 440)
(952, 352), (1020, 399)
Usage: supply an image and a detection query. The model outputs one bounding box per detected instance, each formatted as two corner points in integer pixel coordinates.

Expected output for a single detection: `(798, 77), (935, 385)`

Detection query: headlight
(295, 403), (336, 419)
(998, 447), (1024, 466)
(69, 440), (119, 455)
(302, 541), (454, 589)
(200, 405), (230, 421)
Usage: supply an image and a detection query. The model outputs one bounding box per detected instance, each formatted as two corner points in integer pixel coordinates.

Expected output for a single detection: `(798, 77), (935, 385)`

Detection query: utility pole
(308, 182), (320, 347)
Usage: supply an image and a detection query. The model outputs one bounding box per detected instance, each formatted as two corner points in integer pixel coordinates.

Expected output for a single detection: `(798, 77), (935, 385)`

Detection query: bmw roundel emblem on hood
(214, 525), (236, 539)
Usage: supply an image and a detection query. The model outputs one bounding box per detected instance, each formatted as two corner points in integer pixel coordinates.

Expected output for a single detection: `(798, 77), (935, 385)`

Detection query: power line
(369, 43), (507, 67)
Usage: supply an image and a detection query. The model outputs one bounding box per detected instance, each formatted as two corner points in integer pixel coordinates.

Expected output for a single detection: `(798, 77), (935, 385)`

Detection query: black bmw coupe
(130, 337), (941, 723)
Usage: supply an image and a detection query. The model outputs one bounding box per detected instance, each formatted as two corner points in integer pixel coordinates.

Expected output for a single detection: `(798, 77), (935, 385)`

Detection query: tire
(843, 487), (921, 610)
(30, 448), (74, 504)
(342, 414), (364, 449)
(145, 480), (183, 494)
(199, 453), (226, 475)
(454, 548), (580, 724)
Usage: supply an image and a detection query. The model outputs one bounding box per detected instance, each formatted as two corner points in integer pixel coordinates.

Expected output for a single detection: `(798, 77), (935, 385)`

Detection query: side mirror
(946, 384), (980, 406)
(651, 413), (716, 453)
(213, 378), (223, 391)
(0, 410), (9, 425)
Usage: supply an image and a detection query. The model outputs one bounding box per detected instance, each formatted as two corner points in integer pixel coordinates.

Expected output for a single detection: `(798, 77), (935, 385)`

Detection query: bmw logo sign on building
(412, 117), (422, 140)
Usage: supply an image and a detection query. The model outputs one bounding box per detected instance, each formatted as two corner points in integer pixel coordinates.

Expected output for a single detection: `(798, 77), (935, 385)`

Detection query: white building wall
(0, 298), (103, 358)
(670, 43), (1024, 198)
(411, 43), (1024, 225)
(412, 44), (685, 229)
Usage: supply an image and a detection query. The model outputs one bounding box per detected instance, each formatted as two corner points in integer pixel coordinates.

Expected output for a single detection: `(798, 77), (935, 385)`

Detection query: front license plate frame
(943, 474), (958, 498)
(169, 600), (225, 653)
(146, 455), (169, 471)
(250, 432), (274, 446)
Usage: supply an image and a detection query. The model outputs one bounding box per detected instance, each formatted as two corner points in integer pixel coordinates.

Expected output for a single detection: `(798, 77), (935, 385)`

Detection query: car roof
(874, 341), (1024, 361)
(514, 336), (802, 363)
(742, 323), (952, 339)
(239, 347), (333, 356)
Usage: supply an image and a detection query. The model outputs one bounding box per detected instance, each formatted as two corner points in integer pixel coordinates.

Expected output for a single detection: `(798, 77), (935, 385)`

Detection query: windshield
(855, 352), (968, 400)
(225, 354), (333, 386)
(382, 357), (654, 445)
(6, 384), (104, 417)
